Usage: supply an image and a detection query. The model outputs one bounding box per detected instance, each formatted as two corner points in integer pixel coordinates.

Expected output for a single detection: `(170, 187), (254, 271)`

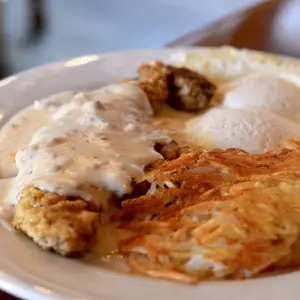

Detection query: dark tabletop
(0, 291), (19, 300)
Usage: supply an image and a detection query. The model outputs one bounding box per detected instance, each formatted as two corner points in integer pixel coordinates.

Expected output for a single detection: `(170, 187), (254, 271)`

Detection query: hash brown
(115, 145), (300, 282)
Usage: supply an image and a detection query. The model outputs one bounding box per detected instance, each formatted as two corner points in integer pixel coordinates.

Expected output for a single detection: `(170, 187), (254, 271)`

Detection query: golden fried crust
(269, 239), (300, 271)
(13, 186), (100, 257)
(121, 61), (215, 113)
(138, 61), (170, 111)
(113, 145), (300, 282)
(154, 140), (180, 161)
(166, 65), (216, 112)
(120, 61), (169, 112)
(119, 184), (300, 282)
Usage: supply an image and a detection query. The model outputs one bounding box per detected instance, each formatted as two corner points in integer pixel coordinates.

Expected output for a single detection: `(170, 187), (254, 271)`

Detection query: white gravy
(0, 83), (190, 258)
(0, 84), (190, 209)
(0, 107), (52, 178)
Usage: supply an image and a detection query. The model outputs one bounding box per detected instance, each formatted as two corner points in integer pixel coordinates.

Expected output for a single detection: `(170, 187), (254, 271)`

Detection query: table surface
(168, 0), (300, 58)
(1, 0), (298, 299)
(5, 0), (259, 75)
(0, 292), (18, 300)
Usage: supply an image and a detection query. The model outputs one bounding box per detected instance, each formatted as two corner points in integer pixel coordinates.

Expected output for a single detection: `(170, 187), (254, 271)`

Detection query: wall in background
(4, 0), (262, 73)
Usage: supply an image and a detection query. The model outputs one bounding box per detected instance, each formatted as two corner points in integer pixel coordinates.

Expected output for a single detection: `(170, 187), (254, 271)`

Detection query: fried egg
(186, 74), (300, 153)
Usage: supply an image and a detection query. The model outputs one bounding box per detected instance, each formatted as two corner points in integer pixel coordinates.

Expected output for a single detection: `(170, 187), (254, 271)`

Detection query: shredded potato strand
(115, 144), (300, 282)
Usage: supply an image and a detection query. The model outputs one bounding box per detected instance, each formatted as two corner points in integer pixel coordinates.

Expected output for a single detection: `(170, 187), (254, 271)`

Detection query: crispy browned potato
(119, 183), (300, 282)
(114, 146), (300, 282)
(269, 239), (300, 271)
(122, 141), (181, 202)
(13, 185), (100, 257)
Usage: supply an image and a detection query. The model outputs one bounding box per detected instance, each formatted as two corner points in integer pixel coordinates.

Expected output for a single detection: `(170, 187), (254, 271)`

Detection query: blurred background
(0, 0), (262, 77)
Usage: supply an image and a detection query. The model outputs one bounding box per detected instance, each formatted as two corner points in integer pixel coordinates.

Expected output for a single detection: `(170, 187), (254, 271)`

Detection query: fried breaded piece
(138, 61), (170, 111)
(13, 185), (100, 257)
(121, 61), (169, 112)
(121, 61), (215, 112)
(154, 140), (180, 161)
(166, 65), (216, 112)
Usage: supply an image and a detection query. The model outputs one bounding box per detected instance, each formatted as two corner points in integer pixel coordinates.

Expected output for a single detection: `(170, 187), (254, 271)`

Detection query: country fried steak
(13, 185), (100, 257)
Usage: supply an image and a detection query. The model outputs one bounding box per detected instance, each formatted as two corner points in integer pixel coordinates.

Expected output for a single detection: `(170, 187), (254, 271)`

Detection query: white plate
(0, 48), (298, 300)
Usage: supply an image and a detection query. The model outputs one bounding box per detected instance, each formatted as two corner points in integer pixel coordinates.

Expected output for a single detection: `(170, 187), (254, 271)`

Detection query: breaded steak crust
(13, 186), (100, 256)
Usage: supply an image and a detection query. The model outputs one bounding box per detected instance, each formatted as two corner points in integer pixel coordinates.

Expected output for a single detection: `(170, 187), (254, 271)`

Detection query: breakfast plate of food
(1, 47), (300, 299)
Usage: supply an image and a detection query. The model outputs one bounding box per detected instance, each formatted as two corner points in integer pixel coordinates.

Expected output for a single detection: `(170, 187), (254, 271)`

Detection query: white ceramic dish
(0, 48), (299, 300)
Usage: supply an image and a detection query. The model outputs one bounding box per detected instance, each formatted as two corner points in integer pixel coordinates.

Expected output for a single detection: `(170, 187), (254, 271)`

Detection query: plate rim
(0, 47), (300, 300)
(0, 47), (203, 300)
